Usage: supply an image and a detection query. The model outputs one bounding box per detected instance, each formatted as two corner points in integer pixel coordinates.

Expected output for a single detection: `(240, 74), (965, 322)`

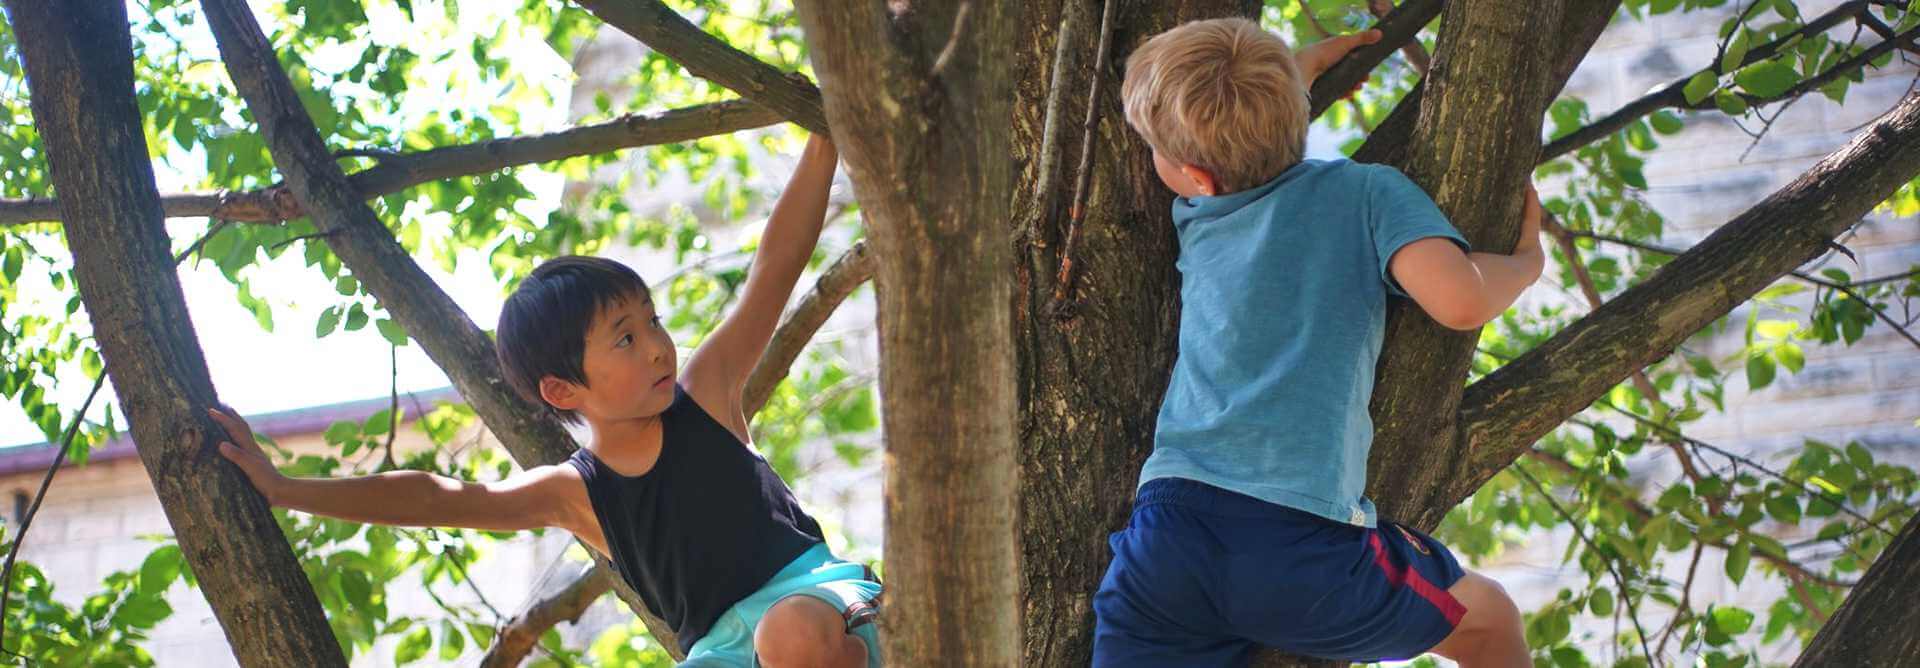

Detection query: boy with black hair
(213, 135), (879, 667)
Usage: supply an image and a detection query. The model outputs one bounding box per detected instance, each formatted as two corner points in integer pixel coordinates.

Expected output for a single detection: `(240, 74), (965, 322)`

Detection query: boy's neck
(583, 411), (666, 454)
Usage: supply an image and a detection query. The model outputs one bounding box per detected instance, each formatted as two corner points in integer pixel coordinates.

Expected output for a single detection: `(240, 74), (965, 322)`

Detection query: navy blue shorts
(1093, 478), (1467, 666)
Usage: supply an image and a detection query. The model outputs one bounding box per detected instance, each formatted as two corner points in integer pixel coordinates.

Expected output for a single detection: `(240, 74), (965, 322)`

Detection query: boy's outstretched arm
(209, 408), (596, 540)
(1390, 188), (1546, 331)
(682, 134), (837, 421)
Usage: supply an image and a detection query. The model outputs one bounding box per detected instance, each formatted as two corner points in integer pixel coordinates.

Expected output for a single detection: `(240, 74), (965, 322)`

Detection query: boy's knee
(754, 596), (861, 668)
(1451, 572), (1521, 631)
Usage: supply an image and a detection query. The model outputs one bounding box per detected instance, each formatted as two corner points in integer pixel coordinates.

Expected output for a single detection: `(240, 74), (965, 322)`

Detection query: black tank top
(567, 384), (824, 652)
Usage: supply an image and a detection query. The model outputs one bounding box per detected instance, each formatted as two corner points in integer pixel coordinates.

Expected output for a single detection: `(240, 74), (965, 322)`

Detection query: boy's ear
(1179, 164), (1220, 197)
(538, 376), (585, 411)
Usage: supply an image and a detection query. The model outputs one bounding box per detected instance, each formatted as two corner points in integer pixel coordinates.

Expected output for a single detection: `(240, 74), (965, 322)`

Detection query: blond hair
(1121, 18), (1308, 193)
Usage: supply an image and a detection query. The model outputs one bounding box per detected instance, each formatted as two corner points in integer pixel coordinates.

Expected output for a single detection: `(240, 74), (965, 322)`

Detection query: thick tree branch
(1306, 0), (1442, 120)
(1793, 511), (1920, 666)
(572, 0), (828, 134)
(196, 0), (685, 656)
(1458, 88), (1920, 502)
(794, 1), (1023, 664)
(1567, 229), (1920, 351)
(743, 240), (874, 418)
(478, 564), (615, 668)
(1368, 0), (1432, 74)
(1349, 0), (1570, 531)
(6, 1), (345, 664)
(1352, 0), (1619, 170)
(0, 100), (782, 226)
(1542, 0), (1881, 161)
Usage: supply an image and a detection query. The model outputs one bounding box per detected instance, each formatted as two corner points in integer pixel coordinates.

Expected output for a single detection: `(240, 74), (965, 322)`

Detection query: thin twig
(175, 219), (233, 263)
(1786, 570), (1833, 625)
(1590, 399), (1898, 538)
(1049, 0), (1120, 316)
(267, 230), (338, 253)
(1656, 543), (1706, 656)
(929, 2), (974, 77)
(0, 375), (108, 652)
(382, 343), (399, 471)
(1515, 465), (1659, 668)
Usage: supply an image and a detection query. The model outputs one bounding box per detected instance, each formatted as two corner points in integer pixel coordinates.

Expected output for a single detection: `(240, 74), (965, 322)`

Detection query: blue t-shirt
(1142, 159), (1468, 527)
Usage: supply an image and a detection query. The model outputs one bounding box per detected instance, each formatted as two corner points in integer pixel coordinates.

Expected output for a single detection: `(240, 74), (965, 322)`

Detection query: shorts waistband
(1135, 477), (1340, 523)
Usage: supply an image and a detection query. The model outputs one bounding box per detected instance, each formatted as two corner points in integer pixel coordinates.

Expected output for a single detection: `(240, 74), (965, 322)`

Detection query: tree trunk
(1792, 511), (1920, 666)
(3, 2), (345, 665)
(793, 2), (1023, 665)
(1357, 0), (1569, 533)
(193, 0), (684, 654)
(1006, 3), (1254, 665)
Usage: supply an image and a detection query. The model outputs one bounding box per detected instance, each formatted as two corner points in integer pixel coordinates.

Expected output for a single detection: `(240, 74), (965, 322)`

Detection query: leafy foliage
(0, 0), (1914, 666)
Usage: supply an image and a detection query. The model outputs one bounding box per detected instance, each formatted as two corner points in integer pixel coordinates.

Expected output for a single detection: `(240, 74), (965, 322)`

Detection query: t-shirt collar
(1172, 160), (1314, 224)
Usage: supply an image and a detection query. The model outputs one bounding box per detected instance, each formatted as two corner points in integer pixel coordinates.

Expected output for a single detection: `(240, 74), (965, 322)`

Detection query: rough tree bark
(2, 2), (346, 665)
(192, 0), (688, 655)
(1008, 4), (1252, 666)
(1791, 511), (1920, 666)
(792, 2), (1024, 665)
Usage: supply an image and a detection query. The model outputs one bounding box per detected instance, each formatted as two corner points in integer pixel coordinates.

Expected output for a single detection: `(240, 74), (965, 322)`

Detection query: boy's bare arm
(1389, 188), (1545, 331)
(209, 408), (595, 537)
(682, 134), (837, 419)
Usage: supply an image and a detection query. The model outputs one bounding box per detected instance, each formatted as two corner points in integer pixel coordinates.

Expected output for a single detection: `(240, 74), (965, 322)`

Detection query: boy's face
(570, 294), (678, 422)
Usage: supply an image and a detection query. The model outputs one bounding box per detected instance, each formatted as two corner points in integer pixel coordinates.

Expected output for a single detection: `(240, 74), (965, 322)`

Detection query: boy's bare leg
(754, 595), (868, 668)
(1427, 571), (1529, 668)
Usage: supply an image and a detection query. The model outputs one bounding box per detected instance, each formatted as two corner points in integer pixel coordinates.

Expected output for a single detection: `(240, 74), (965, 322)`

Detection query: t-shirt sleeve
(1366, 165), (1470, 297)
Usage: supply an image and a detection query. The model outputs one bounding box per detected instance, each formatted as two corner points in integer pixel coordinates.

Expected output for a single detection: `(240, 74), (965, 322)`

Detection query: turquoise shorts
(682, 543), (883, 667)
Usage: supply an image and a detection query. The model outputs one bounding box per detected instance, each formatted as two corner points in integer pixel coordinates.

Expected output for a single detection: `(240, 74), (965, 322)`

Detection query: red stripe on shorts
(1367, 531), (1468, 626)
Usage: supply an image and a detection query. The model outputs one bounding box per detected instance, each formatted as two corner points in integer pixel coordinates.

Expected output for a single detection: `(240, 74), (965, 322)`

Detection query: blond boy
(1095, 19), (1542, 667)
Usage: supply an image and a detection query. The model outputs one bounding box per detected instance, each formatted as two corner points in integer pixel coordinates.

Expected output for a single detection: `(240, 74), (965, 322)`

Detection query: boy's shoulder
(1250, 158), (1384, 205)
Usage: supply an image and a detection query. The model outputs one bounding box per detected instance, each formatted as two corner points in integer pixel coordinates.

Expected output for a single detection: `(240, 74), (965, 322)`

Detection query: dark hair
(495, 256), (651, 425)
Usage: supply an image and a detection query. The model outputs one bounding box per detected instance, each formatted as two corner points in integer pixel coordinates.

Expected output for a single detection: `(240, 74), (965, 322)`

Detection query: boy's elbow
(1423, 301), (1492, 331)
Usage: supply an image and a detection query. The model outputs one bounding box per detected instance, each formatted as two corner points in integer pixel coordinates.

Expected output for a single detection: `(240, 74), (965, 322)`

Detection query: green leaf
(365, 408), (394, 437)
(1734, 60), (1800, 99)
(1755, 319), (1797, 339)
(324, 420), (359, 445)
(440, 620), (466, 660)
(113, 593), (173, 629)
(1620, 166), (1648, 190)
(1846, 442), (1874, 470)
(1650, 110), (1685, 134)
(1684, 71), (1720, 105)
(340, 569), (373, 611)
(315, 306), (341, 337)
(1715, 90), (1750, 116)
(376, 318), (408, 346)
(395, 625), (432, 664)
(1711, 605), (1756, 634)
(1775, 342), (1804, 373)
(1745, 353), (1776, 389)
(137, 545), (182, 596)
(1589, 586), (1615, 616)
(345, 304), (369, 331)
(1721, 30), (1752, 72)
(1725, 540), (1752, 584)
(1764, 495), (1801, 524)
